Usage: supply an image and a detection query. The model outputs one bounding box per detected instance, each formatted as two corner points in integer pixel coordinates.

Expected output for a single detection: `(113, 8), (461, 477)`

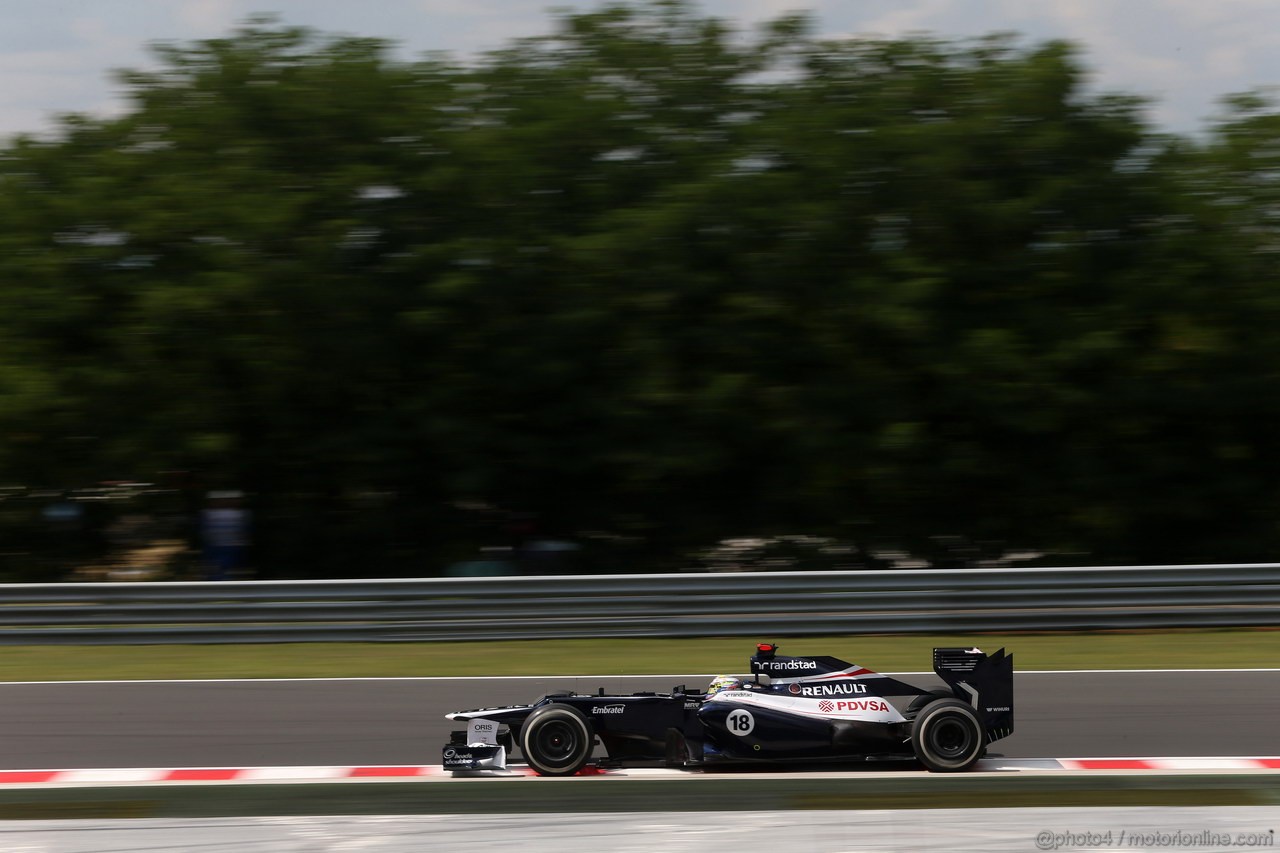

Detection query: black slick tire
(664, 729), (690, 768)
(519, 703), (594, 777)
(906, 689), (955, 719)
(910, 698), (985, 772)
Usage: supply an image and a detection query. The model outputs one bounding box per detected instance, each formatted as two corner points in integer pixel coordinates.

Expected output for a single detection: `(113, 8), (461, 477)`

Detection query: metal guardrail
(0, 563), (1278, 643)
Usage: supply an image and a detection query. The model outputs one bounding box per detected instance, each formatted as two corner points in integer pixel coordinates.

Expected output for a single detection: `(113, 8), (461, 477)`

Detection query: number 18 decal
(726, 708), (755, 736)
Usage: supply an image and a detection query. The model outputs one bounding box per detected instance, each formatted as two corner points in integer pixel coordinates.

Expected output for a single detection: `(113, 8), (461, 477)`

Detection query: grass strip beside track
(1, 629), (1277, 681)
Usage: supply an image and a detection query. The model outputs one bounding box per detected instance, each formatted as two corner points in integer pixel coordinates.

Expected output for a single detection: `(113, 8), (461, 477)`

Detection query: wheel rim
(533, 719), (581, 766)
(927, 715), (974, 759)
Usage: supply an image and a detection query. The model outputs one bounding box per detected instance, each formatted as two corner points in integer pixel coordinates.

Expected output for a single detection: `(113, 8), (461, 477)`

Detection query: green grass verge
(1, 628), (1277, 681)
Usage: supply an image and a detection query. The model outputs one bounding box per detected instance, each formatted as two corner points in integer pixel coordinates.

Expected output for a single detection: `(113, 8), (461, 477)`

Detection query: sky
(1, 0), (1278, 140)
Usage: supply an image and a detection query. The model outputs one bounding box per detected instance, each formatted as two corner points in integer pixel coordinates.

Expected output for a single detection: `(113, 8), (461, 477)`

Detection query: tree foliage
(3, 2), (1280, 577)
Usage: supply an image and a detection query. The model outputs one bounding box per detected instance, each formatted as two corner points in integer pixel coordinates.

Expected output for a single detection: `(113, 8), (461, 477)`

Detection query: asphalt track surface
(8, 808), (1280, 853)
(0, 671), (1277, 770)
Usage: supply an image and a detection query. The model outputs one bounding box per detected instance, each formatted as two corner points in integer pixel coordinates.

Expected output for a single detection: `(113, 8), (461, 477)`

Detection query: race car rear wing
(932, 647), (1014, 741)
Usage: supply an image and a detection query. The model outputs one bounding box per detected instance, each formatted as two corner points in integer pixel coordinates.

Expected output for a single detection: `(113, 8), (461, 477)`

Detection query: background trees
(2, 2), (1279, 578)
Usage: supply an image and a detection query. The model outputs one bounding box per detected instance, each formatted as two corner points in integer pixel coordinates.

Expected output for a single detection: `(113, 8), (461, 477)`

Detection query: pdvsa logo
(816, 699), (890, 714)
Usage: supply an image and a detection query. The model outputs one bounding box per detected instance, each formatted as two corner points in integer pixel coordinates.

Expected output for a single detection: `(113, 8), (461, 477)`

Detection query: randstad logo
(765, 659), (818, 670)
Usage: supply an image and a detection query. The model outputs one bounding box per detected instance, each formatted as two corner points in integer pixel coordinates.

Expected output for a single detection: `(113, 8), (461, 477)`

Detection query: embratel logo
(592, 704), (626, 715)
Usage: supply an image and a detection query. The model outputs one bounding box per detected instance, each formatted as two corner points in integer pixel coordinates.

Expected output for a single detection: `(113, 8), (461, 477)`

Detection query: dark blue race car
(443, 642), (1013, 775)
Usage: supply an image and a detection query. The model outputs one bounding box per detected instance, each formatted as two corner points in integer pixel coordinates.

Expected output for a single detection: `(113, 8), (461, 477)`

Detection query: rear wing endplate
(932, 647), (1014, 741)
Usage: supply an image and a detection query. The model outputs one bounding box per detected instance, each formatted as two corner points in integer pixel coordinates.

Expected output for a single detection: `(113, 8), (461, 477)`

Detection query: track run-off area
(3, 671), (1279, 850)
(1, 669), (1278, 771)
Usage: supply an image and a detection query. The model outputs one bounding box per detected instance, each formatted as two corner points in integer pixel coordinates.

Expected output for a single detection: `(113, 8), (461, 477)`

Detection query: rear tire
(911, 698), (984, 772)
(906, 689), (954, 719)
(519, 704), (593, 777)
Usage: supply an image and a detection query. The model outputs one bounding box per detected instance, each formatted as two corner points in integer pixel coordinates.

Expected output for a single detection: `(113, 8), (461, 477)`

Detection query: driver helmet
(705, 675), (743, 698)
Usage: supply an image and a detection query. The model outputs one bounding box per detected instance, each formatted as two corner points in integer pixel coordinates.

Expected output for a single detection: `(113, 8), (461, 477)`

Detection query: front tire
(519, 704), (593, 776)
(911, 698), (985, 772)
(664, 729), (691, 768)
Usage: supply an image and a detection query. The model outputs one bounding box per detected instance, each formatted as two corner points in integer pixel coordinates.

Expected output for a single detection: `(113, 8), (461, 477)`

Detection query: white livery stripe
(708, 689), (906, 723)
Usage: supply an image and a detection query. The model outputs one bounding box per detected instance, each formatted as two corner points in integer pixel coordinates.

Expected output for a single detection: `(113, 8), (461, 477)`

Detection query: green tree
(5, 3), (1280, 578)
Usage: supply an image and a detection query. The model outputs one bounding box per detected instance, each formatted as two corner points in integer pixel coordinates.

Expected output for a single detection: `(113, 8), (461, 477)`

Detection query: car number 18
(726, 708), (755, 736)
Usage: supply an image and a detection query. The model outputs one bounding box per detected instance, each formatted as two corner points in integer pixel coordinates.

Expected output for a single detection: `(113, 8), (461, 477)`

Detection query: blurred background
(2, 1), (1279, 583)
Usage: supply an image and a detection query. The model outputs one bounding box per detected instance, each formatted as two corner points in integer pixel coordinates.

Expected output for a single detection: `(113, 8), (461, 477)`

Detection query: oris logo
(592, 704), (626, 715)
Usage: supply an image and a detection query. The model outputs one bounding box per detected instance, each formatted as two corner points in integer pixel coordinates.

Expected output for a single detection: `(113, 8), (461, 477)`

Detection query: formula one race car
(443, 642), (1013, 775)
